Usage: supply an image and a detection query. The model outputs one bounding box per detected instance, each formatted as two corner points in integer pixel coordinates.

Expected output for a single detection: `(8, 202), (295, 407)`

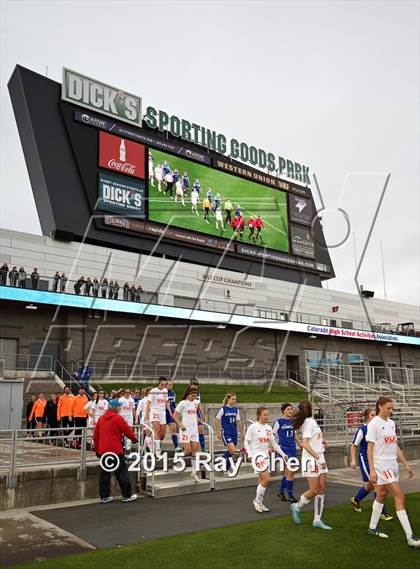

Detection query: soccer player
(291, 400), (332, 530)
(118, 388), (136, 452)
(174, 388), (201, 482)
(244, 406), (288, 513)
(191, 187), (199, 216)
(144, 377), (171, 457)
(274, 402), (299, 502)
(175, 179), (185, 205)
(213, 192), (221, 213)
(164, 170), (174, 198)
(162, 160), (170, 179)
(238, 213), (245, 240)
(224, 198), (233, 224)
(234, 204), (241, 217)
(135, 386), (152, 451)
(84, 392), (98, 428)
(366, 397), (419, 546)
(148, 153), (155, 187)
(255, 215), (264, 242)
(215, 392), (244, 471)
(350, 407), (393, 520)
(189, 380), (206, 452)
(172, 168), (179, 186)
(203, 196), (211, 224)
(193, 178), (201, 195)
(215, 207), (225, 232)
(247, 216), (256, 243)
(154, 164), (163, 192)
(206, 187), (213, 207)
(91, 390), (109, 425)
(182, 171), (190, 195)
(165, 381), (180, 450)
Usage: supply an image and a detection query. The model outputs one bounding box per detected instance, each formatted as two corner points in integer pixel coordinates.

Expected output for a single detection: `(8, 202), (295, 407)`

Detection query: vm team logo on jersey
(384, 436), (397, 444)
(99, 131), (145, 179)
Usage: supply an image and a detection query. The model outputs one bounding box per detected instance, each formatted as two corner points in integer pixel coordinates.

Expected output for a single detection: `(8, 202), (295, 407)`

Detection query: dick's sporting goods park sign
(62, 68), (310, 185)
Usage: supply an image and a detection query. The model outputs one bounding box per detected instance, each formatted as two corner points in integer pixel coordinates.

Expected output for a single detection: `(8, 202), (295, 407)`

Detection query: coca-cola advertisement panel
(99, 131), (145, 179)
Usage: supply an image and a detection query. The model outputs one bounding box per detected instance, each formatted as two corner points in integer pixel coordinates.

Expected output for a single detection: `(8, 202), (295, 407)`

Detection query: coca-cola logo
(81, 113), (90, 123)
(107, 159), (136, 175)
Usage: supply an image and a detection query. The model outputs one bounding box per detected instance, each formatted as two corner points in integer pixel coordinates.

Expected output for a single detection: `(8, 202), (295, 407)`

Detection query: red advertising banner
(99, 131), (145, 179)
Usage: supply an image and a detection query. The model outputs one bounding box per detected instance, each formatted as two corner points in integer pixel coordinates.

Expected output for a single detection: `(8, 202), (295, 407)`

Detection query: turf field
(92, 383), (309, 403)
(148, 149), (289, 253)
(13, 494), (420, 569)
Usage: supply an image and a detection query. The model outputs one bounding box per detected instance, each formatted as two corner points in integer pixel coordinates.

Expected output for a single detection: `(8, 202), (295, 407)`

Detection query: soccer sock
(155, 439), (161, 453)
(296, 494), (311, 511)
(279, 476), (287, 494)
(369, 500), (383, 530)
(396, 510), (413, 539)
(144, 436), (152, 450)
(199, 433), (205, 451)
(355, 486), (370, 502)
(171, 435), (178, 448)
(372, 492), (388, 515)
(256, 484), (266, 505)
(313, 494), (325, 522)
(191, 455), (197, 473)
(286, 479), (294, 497)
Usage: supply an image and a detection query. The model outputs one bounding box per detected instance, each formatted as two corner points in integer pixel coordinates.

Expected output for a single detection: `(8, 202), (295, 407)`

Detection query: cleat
(191, 471), (200, 483)
(368, 528), (388, 538)
(121, 494), (138, 503)
(289, 495), (298, 504)
(313, 520), (332, 530)
(407, 535), (420, 547)
(175, 446), (182, 452)
(291, 502), (301, 524)
(260, 503), (270, 512)
(277, 492), (288, 501)
(380, 513), (394, 522)
(351, 497), (362, 512)
(253, 499), (264, 513)
(100, 497), (113, 504)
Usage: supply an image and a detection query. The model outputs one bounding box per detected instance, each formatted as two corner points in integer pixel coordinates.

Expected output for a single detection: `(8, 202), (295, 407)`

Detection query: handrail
(201, 422), (215, 490)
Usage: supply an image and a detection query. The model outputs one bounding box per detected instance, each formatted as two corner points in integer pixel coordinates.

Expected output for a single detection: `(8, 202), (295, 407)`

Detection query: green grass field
(92, 383), (308, 404)
(148, 149), (289, 253)
(13, 494), (420, 569)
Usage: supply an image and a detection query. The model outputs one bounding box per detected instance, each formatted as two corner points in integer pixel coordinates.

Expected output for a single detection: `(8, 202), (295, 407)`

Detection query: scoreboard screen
(8, 65), (334, 284)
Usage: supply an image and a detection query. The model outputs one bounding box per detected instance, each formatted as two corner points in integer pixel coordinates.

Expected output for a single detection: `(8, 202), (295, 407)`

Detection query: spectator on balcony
(108, 279), (114, 299)
(18, 267), (26, 288)
(57, 386), (74, 445)
(53, 271), (61, 292)
(60, 273), (68, 293)
(92, 278), (99, 297)
(0, 262), (9, 286)
(8, 266), (18, 287)
(123, 282), (130, 301)
(25, 394), (36, 436)
(136, 285), (144, 302)
(70, 387), (89, 449)
(113, 281), (120, 300)
(74, 276), (85, 295)
(31, 268), (40, 290)
(43, 393), (59, 443)
(101, 278), (108, 298)
(85, 277), (92, 296)
(129, 284), (136, 302)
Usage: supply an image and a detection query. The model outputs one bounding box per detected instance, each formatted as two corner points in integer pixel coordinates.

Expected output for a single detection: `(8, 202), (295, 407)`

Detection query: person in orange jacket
(57, 386), (74, 445)
(70, 387), (89, 449)
(29, 393), (47, 435)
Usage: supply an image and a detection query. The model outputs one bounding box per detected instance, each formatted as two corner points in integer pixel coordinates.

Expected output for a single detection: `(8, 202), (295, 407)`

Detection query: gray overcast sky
(1, 0), (419, 306)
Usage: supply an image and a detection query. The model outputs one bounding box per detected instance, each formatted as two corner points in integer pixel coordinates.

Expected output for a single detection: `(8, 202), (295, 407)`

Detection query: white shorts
(374, 460), (399, 485)
(151, 409), (166, 425)
(301, 453), (328, 478)
(180, 430), (199, 444)
(253, 456), (271, 474)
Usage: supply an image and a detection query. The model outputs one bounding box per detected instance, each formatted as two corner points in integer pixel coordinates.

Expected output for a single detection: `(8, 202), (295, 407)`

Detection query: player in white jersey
(84, 392), (98, 427)
(190, 189), (199, 216)
(291, 400), (332, 530)
(366, 397), (419, 546)
(174, 388), (201, 482)
(174, 180), (185, 205)
(135, 387), (153, 451)
(154, 164), (163, 192)
(144, 377), (172, 457)
(244, 406), (288, 513)
(91, 390), (109, 425)
(118, 388), (136, 452)
(148, 153), (155, 187)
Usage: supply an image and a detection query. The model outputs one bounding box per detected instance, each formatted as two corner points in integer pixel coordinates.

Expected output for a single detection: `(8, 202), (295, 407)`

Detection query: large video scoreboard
(8, 66), (334, 285)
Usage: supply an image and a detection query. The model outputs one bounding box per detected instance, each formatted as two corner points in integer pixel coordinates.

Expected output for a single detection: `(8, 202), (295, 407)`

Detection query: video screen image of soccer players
(148, 149), (289, 254)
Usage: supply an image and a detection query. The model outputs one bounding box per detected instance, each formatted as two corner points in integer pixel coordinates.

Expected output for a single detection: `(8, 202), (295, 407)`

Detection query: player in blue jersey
(165, 381), (181, 451)
(206, 188), (213, 205)
(274, 402), (300, 502)
(234, 204), (241, 217)
(350, 407), (393, 521)
(215, 393), (244, 471)
(189, 380), (206, 451)
(193, 179), (201, 195)
(162, 160), (170, 178)
(172, 169), (179, 184)
(182, 172), (190, 195)
(213, 192), (221, 214)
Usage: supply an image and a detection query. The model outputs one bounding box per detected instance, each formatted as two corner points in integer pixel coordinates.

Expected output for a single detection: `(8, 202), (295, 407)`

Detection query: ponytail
(293, 400), (313, 430)
(376, 396), (392, 415)
(223, 392), (236, 405)
(363, 407), (374, 421)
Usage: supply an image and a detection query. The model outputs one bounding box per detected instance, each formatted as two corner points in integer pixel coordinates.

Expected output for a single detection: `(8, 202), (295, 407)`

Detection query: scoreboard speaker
(50, 229), (76, 242)
(361, 290), (375, 298)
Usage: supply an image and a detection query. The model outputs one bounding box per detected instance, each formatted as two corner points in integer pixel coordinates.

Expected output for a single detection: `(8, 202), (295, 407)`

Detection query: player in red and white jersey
(91, 390), (109, 425)
(244, 407), (288, 513)
(291, 400), (332, 530)
(84, 393), (98, 428)
(135, 387), (152, 451)
(247, 216), (256, 243)
(118, 388), (136, 452)
(174, 388), (201, 483)
(144, 377), (172, 457)
(255, 215), (264, 242)
(366, 397), (419, 546)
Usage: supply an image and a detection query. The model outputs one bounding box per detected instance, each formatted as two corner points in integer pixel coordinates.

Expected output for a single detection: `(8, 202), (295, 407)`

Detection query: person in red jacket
(93, 399), (138, 504)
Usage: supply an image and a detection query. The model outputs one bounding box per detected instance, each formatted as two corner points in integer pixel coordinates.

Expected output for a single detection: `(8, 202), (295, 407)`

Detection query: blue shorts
(359, 454), (370, 482)
(222, 431), (238, 446)
(197, 409), (204, 424)
(282, 447), (297, 459)
(166, 410), (175, 424)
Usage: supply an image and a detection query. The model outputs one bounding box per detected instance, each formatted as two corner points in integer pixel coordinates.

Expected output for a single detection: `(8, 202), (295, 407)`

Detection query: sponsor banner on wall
(198, 273), (255, 289)
(236, 243), (327, 272)
(288, 194), (314, 225)
(99, 131), (145, 179)
(75, 110), (211, 165)
(290, 225), (315, 259)
(97, 171), (145, 216)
